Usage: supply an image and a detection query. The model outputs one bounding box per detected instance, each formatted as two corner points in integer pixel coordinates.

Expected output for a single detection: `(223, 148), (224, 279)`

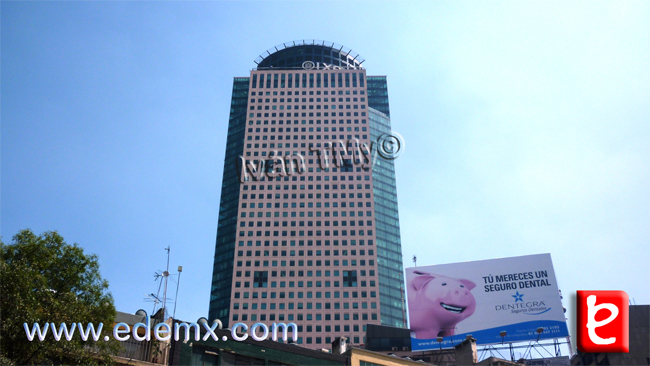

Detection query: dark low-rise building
(570, 305), (649, 365)
(168, 323), (347, 365)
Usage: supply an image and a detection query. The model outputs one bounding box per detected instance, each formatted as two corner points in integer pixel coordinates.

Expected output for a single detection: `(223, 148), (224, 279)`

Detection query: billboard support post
(566, 336), (574, 357)
(433, 337), (444, 365)
(473, 338), (570, 363)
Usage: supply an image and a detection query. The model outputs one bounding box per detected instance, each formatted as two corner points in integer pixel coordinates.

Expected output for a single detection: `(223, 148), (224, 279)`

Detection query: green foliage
(1, 229), (120, 365)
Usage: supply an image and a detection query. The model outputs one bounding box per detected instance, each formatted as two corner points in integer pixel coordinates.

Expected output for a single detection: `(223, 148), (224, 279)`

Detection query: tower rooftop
(254, 40), (365, 70)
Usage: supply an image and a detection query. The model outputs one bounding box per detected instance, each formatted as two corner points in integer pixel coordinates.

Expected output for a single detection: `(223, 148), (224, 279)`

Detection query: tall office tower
(209, 40), (405, 348)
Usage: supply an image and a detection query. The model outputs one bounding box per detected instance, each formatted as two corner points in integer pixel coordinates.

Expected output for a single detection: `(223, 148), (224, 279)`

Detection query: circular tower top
(254, 40), (365, 70)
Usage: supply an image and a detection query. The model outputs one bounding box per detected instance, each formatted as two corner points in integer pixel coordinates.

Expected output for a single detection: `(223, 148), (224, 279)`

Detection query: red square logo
(577, 291), (629, 353)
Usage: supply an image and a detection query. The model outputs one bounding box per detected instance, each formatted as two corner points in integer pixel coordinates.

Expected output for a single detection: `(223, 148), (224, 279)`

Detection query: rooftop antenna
(144, 293), (162, 312)
(172, 265), (183, 319)
(162, 246), (170, 319)
(150, 271), (164, 316)
(148, 246), (182, 320)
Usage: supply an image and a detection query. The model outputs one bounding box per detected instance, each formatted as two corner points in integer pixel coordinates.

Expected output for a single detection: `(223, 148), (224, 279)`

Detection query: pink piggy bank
(407, 270), (476, 339)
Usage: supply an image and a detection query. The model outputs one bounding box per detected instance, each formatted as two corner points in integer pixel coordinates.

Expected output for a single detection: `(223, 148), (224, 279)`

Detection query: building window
(253, 271), (268, 288)
(343, 270), (357, 287)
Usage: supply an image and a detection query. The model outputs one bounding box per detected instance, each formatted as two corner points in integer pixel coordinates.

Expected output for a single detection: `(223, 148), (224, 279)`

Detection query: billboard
(406, 253), (569, 351)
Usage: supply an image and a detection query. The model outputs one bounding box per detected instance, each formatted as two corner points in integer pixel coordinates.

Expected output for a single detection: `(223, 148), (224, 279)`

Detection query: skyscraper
(209, 40), (406, 348)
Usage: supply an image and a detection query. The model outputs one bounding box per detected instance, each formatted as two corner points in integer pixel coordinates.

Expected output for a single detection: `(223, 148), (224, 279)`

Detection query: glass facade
(368, 105), (406, 328)
(366, 76), (390, 117)
(208, 77), (249, 324)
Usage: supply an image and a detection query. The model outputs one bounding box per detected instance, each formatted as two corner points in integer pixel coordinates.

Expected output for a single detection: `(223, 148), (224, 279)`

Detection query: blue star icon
(512, 291), (524, 302)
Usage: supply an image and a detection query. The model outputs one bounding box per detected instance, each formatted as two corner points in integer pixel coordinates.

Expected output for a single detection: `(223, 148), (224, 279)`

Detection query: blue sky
(3, 1), (648, 352)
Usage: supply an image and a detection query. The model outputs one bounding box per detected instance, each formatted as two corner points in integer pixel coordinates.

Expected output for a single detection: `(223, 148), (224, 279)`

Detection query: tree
(1, 229), (120, 365)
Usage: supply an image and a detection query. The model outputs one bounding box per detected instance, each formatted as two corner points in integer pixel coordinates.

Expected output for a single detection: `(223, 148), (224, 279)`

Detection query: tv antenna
(146, 246), (183, 320)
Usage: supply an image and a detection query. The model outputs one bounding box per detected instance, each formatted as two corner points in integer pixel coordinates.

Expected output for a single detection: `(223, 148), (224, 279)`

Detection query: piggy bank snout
(443, 288), (474, 307)
(451, 293), (472, 305)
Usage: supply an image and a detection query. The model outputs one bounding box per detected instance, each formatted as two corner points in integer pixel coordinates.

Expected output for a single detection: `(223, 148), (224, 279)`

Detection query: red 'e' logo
(577, 291), (629, 353)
